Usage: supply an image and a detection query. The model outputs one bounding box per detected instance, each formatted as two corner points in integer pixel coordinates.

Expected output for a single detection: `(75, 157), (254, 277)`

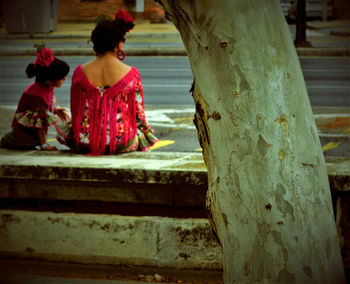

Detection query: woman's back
(81, 53), (131, 88)
(56, 9), (158, 155)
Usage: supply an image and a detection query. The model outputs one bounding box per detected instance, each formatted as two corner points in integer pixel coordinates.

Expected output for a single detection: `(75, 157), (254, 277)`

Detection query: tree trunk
(157, 0), (345, 283)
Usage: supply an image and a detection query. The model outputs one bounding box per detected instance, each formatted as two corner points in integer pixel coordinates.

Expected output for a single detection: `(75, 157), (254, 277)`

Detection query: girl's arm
(54, 107), (70, 122)
(38, 128), (57, 151)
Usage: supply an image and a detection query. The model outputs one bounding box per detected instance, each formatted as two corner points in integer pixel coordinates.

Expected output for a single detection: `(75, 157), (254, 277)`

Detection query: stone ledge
(0, 210), (222, 270)
(0, 150), (349, 210)
(326, 157), (350, 192)
(0, 149), (349, 191)
(0, 150), (349, 272)
(0, 150), (207, 185)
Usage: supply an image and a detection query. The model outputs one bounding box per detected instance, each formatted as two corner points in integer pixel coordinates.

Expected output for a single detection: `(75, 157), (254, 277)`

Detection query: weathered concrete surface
(0, 210), (222, 270)
(0, 257), (224, 284)
(0, 150), (207, 184)
(1, 150), (348, 194)
(0, 150), (208, 208)
(326, 157), (350, 268)
(326, 157), (350, 191)
(0, 150), (349, 272)
(0, 150), (348, 208)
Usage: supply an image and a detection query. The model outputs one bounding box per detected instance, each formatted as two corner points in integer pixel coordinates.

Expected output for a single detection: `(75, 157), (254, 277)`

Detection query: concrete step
(0, 150), (349, 202)
(0, 150), (208, 213)
(0, 149), (349, 272)
(0, 210), (222, 270)
(0, 150), (220, 270)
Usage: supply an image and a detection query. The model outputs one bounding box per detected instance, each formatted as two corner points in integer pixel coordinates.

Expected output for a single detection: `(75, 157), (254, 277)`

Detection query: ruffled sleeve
(13, 93), (57, 129)
(134, 72), (159, 151)
(15, 109), (57, 128)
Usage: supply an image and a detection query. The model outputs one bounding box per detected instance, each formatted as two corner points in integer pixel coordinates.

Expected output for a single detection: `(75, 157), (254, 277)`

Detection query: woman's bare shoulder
(80, 57), (134, 88)
(81, 59), (98, 71)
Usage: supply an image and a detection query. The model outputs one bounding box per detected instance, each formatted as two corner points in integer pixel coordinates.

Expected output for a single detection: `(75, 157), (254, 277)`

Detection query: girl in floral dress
(1, 47), (70, 151)
(56, 10), (158, 155)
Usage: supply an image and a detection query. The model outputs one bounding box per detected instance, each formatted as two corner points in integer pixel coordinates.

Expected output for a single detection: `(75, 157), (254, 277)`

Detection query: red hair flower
(34, 47), (54, 67)
(115, 9), (134, 27)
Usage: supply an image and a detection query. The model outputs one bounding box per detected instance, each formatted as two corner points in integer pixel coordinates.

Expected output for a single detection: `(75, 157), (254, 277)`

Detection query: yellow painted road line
(322, 141), (342, 152)
(150, 140), (175, 150)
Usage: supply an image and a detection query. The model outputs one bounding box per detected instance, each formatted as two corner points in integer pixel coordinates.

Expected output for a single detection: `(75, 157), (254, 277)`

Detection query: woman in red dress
(56, 10), (158, 155)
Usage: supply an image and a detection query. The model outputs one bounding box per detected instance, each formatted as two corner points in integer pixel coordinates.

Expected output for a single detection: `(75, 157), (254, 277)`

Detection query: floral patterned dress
(1, 82), (57, 149)
(56, 65), (158, 155)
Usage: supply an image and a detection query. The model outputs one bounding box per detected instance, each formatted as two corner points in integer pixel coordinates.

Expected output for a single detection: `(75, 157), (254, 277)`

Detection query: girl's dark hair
(25, 58), (70, 84)
(91, 18), (134, 55)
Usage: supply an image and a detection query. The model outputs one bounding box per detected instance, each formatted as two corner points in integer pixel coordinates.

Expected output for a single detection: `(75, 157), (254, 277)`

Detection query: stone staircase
(0, 149), (349, 276)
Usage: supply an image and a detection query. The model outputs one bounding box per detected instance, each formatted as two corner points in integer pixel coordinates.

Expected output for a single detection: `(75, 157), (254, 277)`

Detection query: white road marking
(143, 84), (191, 88)
(314, 113), (350, 119)
(1, 105), (348, 133)
(318, 133), (350, 138)
(150, 122), (196, 130)
(140, 68), (191, 72)
(145, 108), (195, 128)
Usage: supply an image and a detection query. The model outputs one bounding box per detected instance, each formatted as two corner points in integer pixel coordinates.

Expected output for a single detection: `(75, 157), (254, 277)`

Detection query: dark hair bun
(25, 63), (36, 78)
(91, 10), (134, 55)
(114, 9), (134, 33)
(25, 58), (70, 84)
(91, 21), (120, 55)
(91, 20), (132, 55)
(116, 18), (134, 34)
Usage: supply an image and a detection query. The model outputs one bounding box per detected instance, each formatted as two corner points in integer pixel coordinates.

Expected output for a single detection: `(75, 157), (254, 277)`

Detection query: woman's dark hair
(91, 18), (134, 55)
(25, 58), (70, 84)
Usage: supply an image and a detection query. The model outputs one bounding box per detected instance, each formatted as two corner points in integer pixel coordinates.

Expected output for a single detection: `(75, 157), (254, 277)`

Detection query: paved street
(0, 56), (348, 156)
(0, 56), (194, 105)
(0, 56), (349, 106)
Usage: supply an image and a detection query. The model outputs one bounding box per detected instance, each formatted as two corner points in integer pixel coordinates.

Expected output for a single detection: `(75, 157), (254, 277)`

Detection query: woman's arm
(135, 76), (148, 127)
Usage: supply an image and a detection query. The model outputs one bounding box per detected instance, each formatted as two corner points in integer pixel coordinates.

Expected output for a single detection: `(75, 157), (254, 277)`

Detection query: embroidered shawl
(70, 65), (139, 155)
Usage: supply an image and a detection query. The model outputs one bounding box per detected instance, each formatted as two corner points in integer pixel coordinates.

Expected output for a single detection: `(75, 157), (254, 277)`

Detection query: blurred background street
(0, 0), (349, 283)
(0, 55), (349, 156)
(0, 1), (349, 157)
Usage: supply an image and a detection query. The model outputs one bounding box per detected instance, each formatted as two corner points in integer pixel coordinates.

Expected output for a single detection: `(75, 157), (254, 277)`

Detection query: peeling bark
(157, 0), (345, 283)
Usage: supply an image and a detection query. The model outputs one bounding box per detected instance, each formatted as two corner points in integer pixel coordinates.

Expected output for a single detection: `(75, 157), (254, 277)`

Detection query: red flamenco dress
(56, 65), (158, 155)
(1, 82), (58, 149)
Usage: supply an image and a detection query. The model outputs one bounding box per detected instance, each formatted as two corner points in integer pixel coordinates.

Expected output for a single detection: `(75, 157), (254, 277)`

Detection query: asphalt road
(0, 56), (349, 155)
(0, 56), (349, 106)
(0, 56), (193, 105)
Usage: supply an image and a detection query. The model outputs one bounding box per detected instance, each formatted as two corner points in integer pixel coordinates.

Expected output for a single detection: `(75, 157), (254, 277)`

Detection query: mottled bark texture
(156, 0), (345, 283)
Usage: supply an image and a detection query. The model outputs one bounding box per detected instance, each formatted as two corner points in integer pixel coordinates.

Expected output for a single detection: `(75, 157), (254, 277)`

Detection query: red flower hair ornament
(115, 9), (134, 32)
(34, 47), (54, 67)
